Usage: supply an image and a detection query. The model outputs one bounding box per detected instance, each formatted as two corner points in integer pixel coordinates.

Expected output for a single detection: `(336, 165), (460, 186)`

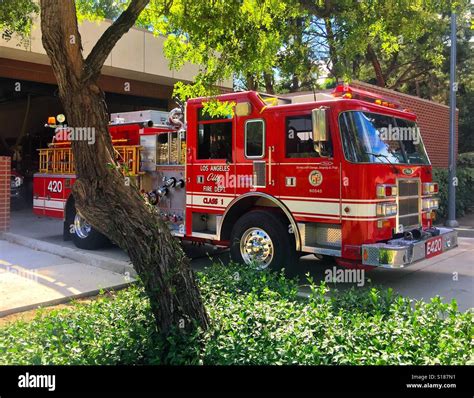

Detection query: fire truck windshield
(339, 111), (430, 165)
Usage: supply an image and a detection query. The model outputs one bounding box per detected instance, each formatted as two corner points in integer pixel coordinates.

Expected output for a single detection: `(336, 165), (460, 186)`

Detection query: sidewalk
(452, 213), (474, 238)
(0, 209), (220, 317)
(0, 240), (133, 317)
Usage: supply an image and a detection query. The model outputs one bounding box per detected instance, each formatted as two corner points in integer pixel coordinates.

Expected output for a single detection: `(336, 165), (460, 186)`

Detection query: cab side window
(286, 115), (319, 158)
(197, 122), (233, 161)
(245, 119), (265, 158)
(285, 115), (332, 158)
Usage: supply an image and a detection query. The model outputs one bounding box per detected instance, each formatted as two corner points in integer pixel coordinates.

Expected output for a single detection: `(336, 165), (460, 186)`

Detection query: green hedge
(433, 167), (474, 219)
(0, 263), (472, 365)
(457, 152), (474, 168)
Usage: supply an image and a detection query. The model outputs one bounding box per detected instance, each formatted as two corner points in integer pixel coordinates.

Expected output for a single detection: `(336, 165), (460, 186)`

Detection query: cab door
(185, 105), (236, 238)
(234, 109), (279, 199)
(275, 108), (341, 224)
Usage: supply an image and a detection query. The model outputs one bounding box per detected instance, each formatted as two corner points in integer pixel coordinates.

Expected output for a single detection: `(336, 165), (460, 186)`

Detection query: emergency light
(332, 84), (400, 109)
(376, 184), (398, 198)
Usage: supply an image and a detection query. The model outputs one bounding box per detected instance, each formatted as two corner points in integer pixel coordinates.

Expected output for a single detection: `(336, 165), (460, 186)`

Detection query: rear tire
(230, 210), (297, 275)
(65, 204), (109, 250)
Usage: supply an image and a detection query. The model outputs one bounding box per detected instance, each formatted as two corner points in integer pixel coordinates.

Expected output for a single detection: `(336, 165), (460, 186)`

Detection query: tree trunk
(263, 72), (275, 94)
(40, 0), (208, 343)
(290, 74), (300, 92)
(324, 17), (339, 79)
(415, 80), (421, 97)
(246, 73), (258, 91)
(366, 44), (386, 87)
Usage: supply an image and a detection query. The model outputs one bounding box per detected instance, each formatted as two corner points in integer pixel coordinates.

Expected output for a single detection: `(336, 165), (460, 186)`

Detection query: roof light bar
(332, 84), (402, 110)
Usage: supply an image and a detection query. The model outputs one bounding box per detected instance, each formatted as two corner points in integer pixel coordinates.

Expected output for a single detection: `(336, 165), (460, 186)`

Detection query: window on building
(197, 121), (233, 161)
(245, 120), (265, 158)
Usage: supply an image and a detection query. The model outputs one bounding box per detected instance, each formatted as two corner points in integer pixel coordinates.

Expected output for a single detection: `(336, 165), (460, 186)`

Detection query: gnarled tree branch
(366, 44), (386, 87)
(84, 0), (150, 82)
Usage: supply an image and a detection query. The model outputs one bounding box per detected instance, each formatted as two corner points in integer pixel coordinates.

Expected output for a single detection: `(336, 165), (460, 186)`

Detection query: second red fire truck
(33, 85), (457, 271)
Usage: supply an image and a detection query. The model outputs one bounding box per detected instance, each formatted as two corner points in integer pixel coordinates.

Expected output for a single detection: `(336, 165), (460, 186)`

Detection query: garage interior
(0, 76), (170, 209)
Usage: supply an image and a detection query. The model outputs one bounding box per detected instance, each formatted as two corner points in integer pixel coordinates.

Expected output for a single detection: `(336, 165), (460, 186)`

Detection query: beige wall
(0, 18), (233, 89)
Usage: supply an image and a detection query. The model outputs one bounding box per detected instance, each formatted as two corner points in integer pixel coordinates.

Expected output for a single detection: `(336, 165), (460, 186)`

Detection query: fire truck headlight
(422, 198), (439, 211)
(376, 202), (397, 217)
(376, 184), (397, 198)
(423, 182), (439, 195)
(422, 198), (430, 211)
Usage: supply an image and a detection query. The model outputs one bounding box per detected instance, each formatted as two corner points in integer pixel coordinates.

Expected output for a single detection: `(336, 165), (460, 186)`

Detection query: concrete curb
(0, 281), (134, 318)
(0, 232), (137, 278)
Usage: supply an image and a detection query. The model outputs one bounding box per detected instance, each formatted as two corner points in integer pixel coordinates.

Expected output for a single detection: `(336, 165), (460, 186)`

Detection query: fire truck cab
(33, 85), (457, 270)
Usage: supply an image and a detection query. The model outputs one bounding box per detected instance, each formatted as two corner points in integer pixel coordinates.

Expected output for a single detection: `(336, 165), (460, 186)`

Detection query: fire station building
(0, 18), (232, 232)
(0, 18), (232, 168)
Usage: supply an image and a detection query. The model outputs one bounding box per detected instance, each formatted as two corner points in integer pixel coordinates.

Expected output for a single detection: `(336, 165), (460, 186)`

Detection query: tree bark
(245, 73), (258, 91)
(263, 72), (275, 94)
(324, 17), (339, 79)
(366, 44), (386, 87)
(40, 0), (209, 343)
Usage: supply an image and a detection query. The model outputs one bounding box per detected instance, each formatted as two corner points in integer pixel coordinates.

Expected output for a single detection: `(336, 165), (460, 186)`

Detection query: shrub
(457, 152), (474, 168)
(0, 263), (472, 365)
(0, 288), (162, 365)
(432, 167), (474, 218)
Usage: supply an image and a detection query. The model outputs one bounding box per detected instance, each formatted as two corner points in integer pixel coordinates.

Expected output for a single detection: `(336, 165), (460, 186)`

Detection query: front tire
(65, 204), (109, 250)
(230, 210), (297, 274)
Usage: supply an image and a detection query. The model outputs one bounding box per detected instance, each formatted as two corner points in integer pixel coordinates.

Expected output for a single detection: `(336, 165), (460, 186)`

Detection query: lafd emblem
(309, 170), (323, 187)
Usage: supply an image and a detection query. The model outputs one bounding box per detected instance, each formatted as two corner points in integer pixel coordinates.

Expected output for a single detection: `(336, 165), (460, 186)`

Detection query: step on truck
(33, 84), (457, 270)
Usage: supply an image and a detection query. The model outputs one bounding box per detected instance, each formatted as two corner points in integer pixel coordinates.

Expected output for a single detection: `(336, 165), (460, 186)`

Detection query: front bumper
(361, 227), (458, 268)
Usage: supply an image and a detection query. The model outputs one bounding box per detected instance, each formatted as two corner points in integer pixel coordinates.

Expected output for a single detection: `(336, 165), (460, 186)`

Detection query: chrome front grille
(397, 179), (421, 231)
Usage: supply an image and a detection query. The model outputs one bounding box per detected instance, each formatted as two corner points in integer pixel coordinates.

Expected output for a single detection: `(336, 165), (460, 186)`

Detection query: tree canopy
(1, 0), (472, 149)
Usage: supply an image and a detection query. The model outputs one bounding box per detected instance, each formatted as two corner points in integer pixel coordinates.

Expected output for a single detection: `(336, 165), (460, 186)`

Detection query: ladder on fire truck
(38, 142), (142, 176)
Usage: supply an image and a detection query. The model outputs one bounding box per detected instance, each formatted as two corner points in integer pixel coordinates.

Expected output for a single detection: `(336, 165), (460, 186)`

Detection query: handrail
(38, 145), (142, 176)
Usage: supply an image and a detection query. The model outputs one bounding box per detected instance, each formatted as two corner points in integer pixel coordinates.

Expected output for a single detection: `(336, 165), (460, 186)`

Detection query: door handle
(267, 146), (275, 186)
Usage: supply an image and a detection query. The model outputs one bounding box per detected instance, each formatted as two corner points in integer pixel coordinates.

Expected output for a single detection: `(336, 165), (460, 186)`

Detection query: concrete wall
(0, 18), (233, 89)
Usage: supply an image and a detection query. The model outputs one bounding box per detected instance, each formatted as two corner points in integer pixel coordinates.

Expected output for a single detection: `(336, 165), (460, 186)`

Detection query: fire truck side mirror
(312, 107), (328, 142)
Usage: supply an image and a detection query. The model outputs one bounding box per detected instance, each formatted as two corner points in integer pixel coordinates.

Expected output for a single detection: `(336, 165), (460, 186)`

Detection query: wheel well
(219, 194), (301, 250)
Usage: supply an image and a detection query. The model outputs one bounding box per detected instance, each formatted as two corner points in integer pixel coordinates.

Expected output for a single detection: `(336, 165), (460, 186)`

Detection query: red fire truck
(33, 84), (457, 270)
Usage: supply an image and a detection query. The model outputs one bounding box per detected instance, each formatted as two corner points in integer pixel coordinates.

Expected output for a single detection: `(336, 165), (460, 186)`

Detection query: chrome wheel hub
(240, 227), (274, 269)
(74, 213), (92, 239)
